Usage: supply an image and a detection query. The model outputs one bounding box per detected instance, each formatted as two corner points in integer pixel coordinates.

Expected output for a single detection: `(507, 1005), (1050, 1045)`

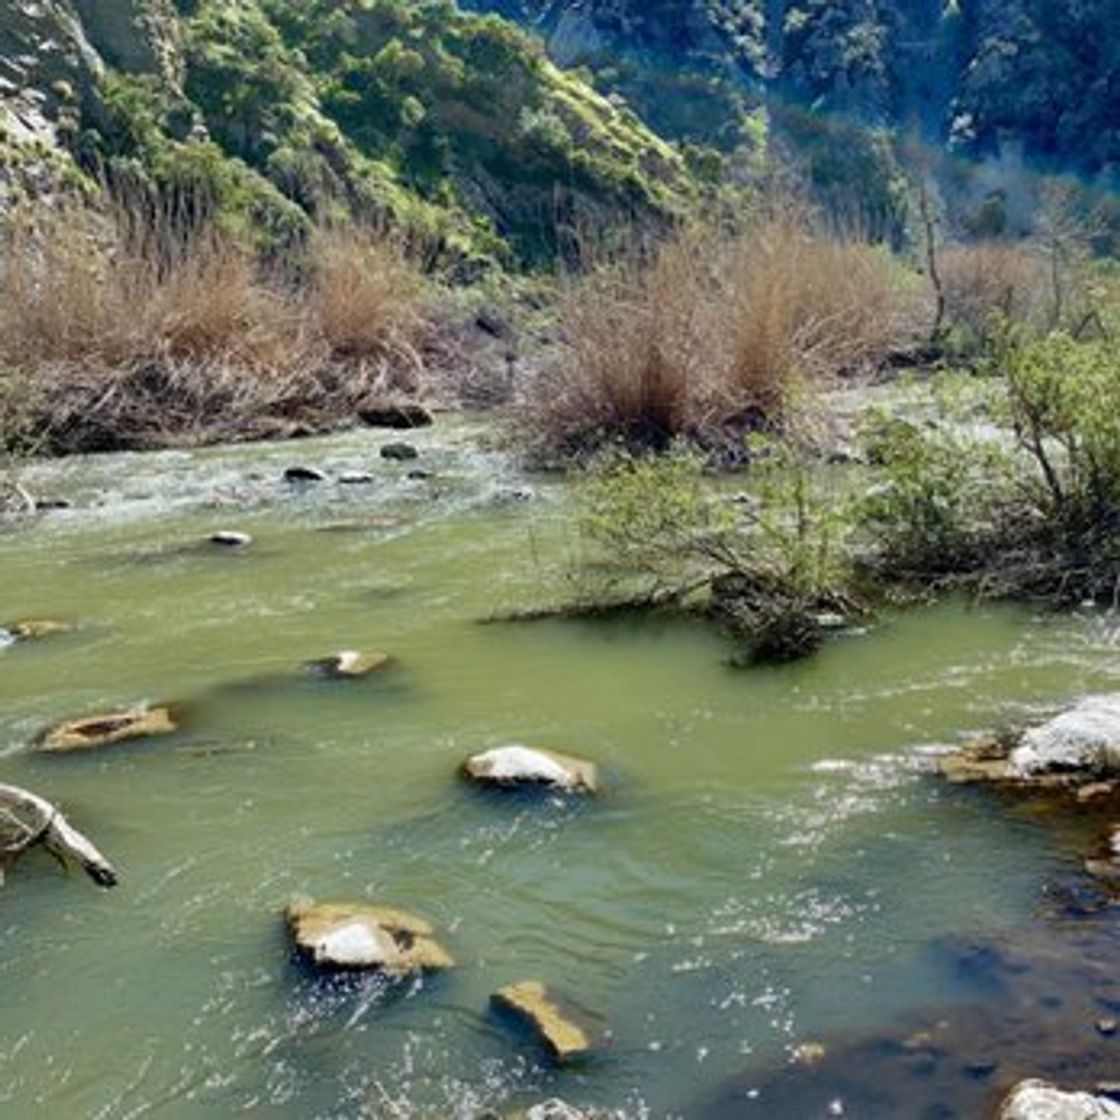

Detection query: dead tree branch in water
(0, 783), (118, 888)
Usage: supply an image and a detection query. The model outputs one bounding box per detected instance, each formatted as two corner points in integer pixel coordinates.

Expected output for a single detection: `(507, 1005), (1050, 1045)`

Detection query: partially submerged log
(0, 783), (118, 888)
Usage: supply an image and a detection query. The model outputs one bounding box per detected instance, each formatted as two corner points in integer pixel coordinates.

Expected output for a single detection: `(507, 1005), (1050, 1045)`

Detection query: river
(1, 421), (1116, 1118)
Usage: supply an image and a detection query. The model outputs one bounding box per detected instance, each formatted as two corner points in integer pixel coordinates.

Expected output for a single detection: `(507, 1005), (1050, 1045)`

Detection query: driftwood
(0, 783), (118, 888)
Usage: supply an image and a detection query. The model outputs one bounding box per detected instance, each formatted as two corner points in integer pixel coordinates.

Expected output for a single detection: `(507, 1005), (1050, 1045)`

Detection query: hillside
(0, 0), (697, 266)
(464, 0), (1120, 239)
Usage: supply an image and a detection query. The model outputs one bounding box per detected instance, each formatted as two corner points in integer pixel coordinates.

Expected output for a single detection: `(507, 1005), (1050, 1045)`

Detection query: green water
(1, 424), (1118, 1118)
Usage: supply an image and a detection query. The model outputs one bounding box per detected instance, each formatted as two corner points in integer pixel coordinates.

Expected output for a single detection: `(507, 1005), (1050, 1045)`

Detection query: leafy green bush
(574, 436), (857, 661)
(857, 405), (1014, 576)
(857, 325), (1120, 599)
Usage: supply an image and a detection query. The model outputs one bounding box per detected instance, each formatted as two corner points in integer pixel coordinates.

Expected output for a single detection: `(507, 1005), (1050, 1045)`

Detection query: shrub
(939, 241), (1053, 347)
(857, 325), (1120, 600)
(0, 203), (428, 453)
(518, 206), (912, 463)
(857, 405), (1015, 577)
(573, 435), (858, 661)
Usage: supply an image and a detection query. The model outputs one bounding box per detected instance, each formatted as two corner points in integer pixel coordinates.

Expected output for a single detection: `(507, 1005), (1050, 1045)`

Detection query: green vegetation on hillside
(4, 0), (697, 266)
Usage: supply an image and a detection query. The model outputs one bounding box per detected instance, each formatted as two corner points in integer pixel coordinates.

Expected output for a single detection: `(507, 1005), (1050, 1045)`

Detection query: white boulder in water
(461, 745), (599, 794)
(285, 900), (454, 976)
(999, 1080), (1120, 1119)
(1010, 695), (1120, 777)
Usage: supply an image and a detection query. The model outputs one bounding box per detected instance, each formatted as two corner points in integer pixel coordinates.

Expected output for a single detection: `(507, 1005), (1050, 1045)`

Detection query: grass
(517, 205), (914, 463)
(0, 205), (428, 453)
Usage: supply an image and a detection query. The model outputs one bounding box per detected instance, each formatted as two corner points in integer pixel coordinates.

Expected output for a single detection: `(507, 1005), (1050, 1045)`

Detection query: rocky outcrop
(462, 745), (599, 794)
(491, 981), (595, 1062)
(39, 704), (178, 751)
(998, 1080), (1120, 1120)
(285, 900), (454, 976)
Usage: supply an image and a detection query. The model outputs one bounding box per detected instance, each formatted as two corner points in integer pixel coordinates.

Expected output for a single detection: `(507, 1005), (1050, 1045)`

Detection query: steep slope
(465, 0), (1120, 237)
(0, 0), (697, 265)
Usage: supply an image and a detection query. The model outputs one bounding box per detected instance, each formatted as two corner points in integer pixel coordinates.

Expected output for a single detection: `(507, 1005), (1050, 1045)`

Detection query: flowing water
(1, 422), (1118, 1119)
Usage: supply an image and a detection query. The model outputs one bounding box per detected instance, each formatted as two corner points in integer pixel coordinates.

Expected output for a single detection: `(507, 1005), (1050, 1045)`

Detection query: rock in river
(284, 465), (327, 483)
(461, 745), (599, 794)
(306, 650), (391, 678)
(1009, 695), (1120, 777)
(39, 705), (179, 752)
(209, 530), (252, 549)
(491, 981), (595, 1062)
(4, 618), (72, 641)
(380, 442), (419, 462)
(285, 900), (454, 976)
(999, 1079), (1120, 1119)
(939, 695), (1120, 787)
(516, 1102), (610, 1120)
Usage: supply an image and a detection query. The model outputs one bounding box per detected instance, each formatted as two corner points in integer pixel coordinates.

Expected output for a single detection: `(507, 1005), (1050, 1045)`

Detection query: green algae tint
(1, 423), (1118, 1118)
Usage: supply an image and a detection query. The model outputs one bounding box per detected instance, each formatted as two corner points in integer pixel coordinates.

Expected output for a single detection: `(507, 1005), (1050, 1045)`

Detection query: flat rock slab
(306, 651), (392, 678)
(39, 706), (179, 752)
(4, 619), (72, 641)
(999, 1079), (1120, 1119)
(286, 900), (453, 977)
(492, 981), (595, 1062)
(462, 746), (599, 794)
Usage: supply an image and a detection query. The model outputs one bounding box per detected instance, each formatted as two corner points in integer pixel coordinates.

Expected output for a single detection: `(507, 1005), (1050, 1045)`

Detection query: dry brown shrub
(307, 227), (425, 376)
(939, 241), (1052, 342)
(0, 205), (428, 452)
(520, 206), (911, 461)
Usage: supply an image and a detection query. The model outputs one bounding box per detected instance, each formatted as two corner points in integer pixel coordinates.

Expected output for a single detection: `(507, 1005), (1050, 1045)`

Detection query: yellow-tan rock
(462, 746), (599, 794)
(491, 981), (594, 1062)
(307, 650), (392, 679)
(6, 619), (72, 641)
(285, 899), (454, 976)
(39, 705), (179, 752)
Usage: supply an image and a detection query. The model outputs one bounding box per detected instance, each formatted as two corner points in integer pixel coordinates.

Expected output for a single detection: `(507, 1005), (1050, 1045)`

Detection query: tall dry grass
(520, 207), (912, 461)
(939, 240), (1053, 343)
(0, 206), (428, 452)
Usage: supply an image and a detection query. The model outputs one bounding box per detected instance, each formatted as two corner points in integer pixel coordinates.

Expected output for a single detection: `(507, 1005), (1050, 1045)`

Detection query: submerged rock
(380, 442), (419, 462)
(284, 465), (327, 483)
(491, 981), (594, 1062)
(209, 530), (252, 549)
(285, 900), (454, 976)
(461, 745), (599, 794)
(39, 705), (179, 752)
(306, 650), (391, 679)
(938, 738), (1017, 784)
(999, 1079), (1120, 1119)
(1010, 696), (1120, 777)
(4, 619), (72, 641)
